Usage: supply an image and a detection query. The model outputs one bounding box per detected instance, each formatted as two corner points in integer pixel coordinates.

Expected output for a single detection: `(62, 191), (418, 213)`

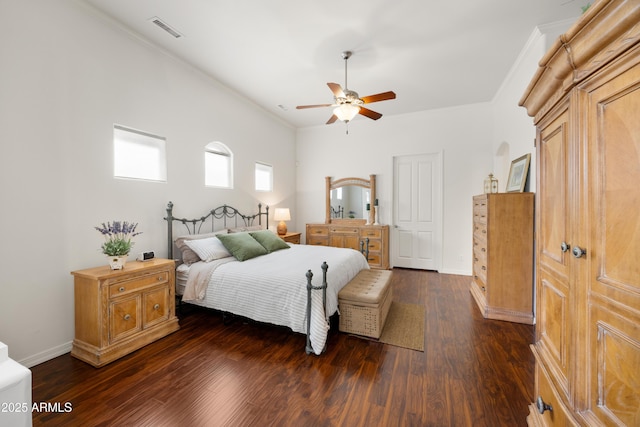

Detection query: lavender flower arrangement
(95, 221), (142, 256)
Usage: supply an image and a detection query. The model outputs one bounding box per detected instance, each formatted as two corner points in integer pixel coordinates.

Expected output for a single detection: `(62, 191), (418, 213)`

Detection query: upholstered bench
(338, 269), (393, 339)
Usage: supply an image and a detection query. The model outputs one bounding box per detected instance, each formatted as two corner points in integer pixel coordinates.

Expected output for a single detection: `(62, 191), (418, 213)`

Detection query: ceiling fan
(296, 51), (396, 125)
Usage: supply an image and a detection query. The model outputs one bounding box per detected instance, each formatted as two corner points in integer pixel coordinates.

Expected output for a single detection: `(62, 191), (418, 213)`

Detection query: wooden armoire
(519, 1), (640, 425)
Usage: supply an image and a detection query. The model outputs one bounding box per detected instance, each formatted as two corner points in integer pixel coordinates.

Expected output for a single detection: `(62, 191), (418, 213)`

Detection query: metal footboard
(305, 262), (328, 355)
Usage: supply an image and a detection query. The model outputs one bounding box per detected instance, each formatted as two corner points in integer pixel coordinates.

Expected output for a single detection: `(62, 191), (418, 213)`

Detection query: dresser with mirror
(306, 175), (389, 269)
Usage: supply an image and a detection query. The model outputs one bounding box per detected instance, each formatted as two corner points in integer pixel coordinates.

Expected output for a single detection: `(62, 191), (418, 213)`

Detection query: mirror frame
(325, 174), (376, 224)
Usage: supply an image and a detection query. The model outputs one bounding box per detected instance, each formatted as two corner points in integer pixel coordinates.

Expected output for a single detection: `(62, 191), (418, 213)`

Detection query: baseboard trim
(439, 268), (472, 276)
(19, 342), (72, 368)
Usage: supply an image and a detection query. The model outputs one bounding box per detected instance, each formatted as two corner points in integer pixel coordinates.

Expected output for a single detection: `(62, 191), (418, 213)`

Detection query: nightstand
(280, 232), (301, 244)
(70, 258), (179, 367)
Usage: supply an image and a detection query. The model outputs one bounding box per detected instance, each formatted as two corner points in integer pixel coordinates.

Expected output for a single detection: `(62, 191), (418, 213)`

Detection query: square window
(113, 125), (167, 182)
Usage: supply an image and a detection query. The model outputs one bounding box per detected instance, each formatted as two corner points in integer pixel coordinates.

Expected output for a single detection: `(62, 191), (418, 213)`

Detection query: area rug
(379, 301), (425, 352)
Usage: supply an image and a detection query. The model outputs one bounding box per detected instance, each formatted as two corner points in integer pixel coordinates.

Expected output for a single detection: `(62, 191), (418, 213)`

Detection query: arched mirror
(325, 175), (376, 224)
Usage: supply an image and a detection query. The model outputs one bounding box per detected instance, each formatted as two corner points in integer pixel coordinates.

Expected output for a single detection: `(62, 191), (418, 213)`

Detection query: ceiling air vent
(149, 17), (182, 39)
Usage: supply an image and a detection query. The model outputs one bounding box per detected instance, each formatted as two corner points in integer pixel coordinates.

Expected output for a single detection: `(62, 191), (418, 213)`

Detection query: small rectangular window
(205, 151), (232, 188)
(113, 125), (167, 182)
(255, 162), (273, 192)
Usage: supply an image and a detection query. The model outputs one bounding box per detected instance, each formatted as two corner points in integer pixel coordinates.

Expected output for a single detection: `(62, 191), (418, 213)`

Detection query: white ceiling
(82, 0), (582, 129)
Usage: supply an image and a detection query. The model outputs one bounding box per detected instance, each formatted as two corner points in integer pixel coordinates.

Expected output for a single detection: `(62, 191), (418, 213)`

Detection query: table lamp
(274, 208), (291, 235)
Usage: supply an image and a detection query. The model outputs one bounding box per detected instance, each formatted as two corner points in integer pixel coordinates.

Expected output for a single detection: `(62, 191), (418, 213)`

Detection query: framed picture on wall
(506, 153), (531, 192)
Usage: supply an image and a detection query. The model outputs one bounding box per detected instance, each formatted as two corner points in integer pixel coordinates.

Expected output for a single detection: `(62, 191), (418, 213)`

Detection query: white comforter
(181, 244), (369, 354)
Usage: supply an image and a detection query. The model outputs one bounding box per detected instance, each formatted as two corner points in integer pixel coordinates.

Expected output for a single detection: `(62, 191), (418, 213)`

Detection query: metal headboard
(164, 202), (269, 259)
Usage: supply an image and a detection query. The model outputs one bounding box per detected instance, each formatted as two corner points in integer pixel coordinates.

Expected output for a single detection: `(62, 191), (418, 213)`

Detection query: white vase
(108, 255), (128, 270)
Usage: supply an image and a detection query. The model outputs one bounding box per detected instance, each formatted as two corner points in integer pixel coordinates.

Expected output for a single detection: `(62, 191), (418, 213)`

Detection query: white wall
(0, 0), (295, 365)
(295, 103), (493, 275)
(491, 18), (577, 192)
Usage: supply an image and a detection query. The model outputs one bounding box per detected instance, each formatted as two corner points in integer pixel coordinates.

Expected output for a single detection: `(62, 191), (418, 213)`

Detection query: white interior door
(392, 153), (442, 270)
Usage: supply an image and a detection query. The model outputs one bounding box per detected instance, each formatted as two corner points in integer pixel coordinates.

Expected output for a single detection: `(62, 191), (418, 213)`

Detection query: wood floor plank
(30, 269), (534, 426)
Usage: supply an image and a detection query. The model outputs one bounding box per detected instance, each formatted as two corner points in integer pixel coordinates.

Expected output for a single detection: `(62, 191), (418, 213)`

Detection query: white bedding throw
(182, 244), (369, 354)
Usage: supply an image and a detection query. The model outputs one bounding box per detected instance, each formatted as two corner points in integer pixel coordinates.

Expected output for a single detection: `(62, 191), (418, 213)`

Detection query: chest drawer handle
(158, 276), (163, 281)
(123, 314), (131, 321)
(119, 286), (125, 292)
(153, 304), (160, 310)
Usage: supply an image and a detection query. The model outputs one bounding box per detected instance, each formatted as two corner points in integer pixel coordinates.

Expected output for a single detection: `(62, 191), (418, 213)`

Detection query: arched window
(205, 141), (233, 188)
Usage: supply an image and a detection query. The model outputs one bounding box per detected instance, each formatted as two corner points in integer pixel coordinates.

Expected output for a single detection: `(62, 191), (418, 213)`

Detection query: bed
(164, 202), (369, 354)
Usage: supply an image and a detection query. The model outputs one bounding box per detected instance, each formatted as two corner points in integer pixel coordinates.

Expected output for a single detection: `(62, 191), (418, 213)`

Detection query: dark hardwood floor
(31, 269), (534, 426)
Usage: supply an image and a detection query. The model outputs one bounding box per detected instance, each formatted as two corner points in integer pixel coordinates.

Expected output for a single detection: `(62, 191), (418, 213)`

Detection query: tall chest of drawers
(71, 258), (180, 367)
(306, 223), (389, 269)
(470, 193), (534, 324)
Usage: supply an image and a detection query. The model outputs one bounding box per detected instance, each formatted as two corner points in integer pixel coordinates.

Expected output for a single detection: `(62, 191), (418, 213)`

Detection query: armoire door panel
(582, 60), (640, 425)
(589, 303), (640, 426)
(538, 110), (571, 281)
(537, 271), (570, 391)
(589, 64), (640, 311)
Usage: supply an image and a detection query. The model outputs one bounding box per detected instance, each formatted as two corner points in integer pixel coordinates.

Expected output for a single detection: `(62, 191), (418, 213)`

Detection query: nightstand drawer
(281, 232), (301, 244)
(109, 271), (169, 298)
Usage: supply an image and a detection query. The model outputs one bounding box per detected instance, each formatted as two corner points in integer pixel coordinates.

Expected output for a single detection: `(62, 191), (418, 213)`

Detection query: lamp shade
(334, 104), (360, 122)
(273, 208), (291, 221)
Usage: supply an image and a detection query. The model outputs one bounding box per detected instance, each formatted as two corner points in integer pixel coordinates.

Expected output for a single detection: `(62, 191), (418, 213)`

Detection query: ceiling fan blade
(296, 104), (332, 109)
(361, 91), (396, 104)
(327, 82), (345, 98)
(359, 107), (383, 120)
(326, 114), (339, 124)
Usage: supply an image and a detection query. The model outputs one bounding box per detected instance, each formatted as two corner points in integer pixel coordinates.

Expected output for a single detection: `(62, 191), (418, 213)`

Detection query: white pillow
(184, 236), (232, 262)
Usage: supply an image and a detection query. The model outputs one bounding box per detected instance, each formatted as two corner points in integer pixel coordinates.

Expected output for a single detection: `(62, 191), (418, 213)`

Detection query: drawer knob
(536, 396), (553, 414)
(153, 304), (160, 310)
(158, 276), (163, 281)
(119, 286), (125, 292)
(123, 314), (131, 321)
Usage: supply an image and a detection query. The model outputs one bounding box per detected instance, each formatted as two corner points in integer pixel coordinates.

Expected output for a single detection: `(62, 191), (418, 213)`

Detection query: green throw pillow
(217, 232), (268, 261)
(249, 230), (290, 253)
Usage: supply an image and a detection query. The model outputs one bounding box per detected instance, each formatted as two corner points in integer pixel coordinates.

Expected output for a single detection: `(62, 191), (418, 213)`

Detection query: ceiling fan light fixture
(334, 103), (360, 122)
